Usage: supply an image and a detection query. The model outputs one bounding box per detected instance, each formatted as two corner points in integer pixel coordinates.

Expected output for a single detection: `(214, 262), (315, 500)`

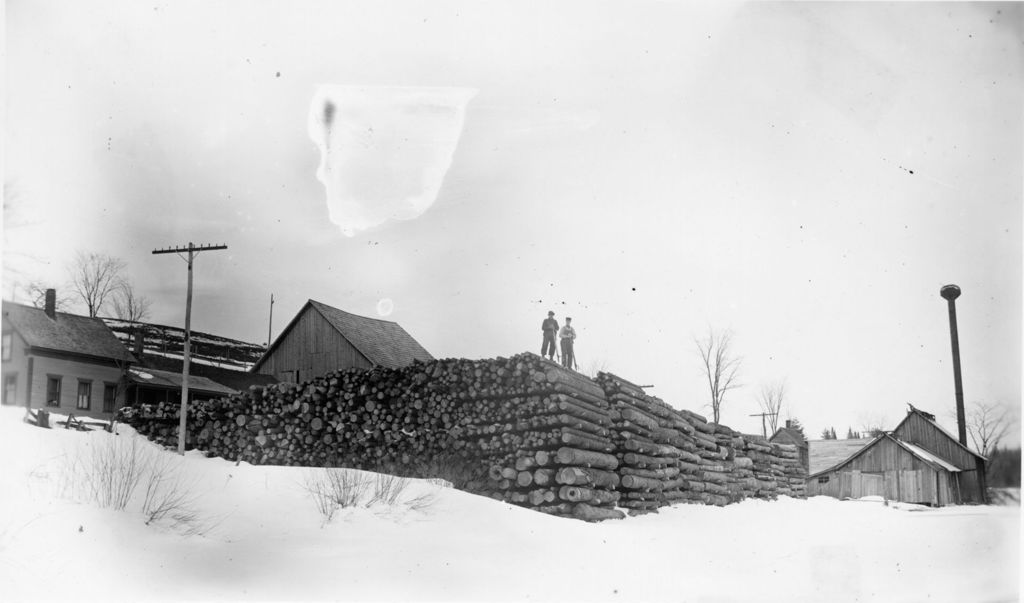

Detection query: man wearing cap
(541, 311), (559, 361)
(559, 317), (576, 369)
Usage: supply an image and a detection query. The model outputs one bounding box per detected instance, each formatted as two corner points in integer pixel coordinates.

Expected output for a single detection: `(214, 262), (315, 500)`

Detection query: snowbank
(0, 408), (1018, 602)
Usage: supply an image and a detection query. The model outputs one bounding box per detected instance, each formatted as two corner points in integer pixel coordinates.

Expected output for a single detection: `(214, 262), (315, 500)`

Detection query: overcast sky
(4, 1), (1021, 442)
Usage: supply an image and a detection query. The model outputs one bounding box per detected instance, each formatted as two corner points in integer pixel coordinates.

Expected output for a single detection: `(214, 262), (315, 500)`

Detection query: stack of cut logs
(772, 443), (808, 498)
(121, 352), (805, 521)
(468, 363), (627, 522)
(598, 373), (695, 513)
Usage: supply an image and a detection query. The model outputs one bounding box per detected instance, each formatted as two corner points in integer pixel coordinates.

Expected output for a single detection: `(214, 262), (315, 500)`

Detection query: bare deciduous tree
(757, 379), (787, 436)
(25, 282), (73, 311)
(67, 251), (126, 317)
(695, 328), (742, 424)
(581, 357), (609, 380)
(965, 401), (1017, 457)
(111, 279), (152, 323)
(3, 181), (47, 296)
(857, 411), (888, 438)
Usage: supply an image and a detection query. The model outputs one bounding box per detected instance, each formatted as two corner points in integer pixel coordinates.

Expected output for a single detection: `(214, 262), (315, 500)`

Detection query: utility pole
(750, 411), (778, 438)
(152, 242), (228, 455)
(267, 293), (274, 348)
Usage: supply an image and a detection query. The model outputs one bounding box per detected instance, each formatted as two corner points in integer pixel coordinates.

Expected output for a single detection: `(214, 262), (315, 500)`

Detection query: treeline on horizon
(987, 446), (1020, 488)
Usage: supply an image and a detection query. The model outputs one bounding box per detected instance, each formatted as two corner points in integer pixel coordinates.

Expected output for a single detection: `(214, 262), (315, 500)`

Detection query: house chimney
(785, 420), (792, 429)
(940, 284), (968, 446)
(44, 289), (57, 319)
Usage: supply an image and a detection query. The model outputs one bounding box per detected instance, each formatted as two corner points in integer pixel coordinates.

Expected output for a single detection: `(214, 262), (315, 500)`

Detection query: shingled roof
(770, 427), (808, 448)
(256, 299), (433, 371)
(2, 301), (135, 363)
(308, 300), (433, 368)
(808, 438), (874, 475)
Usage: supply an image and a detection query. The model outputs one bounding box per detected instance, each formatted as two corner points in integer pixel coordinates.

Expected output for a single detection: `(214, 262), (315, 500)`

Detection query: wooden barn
(252, 300), (434, 383)
(807, 406), (987, 506)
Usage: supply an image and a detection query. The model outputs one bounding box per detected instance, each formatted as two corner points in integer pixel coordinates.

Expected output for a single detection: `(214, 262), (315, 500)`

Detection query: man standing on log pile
(541, 311), (559, 361)
(559, 317), (577, 370)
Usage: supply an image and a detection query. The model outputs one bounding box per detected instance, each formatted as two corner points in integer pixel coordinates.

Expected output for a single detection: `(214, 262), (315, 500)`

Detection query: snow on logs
(120, 353), (805, 521)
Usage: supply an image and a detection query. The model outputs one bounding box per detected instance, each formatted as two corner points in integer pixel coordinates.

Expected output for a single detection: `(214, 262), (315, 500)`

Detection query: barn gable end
(891, 407), (987, 503)
(252, 300), (433, 383)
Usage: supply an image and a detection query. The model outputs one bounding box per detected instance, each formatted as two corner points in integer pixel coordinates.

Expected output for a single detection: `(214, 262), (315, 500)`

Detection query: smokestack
(940, 284), (968, 446)
(44, 289), (56, 319)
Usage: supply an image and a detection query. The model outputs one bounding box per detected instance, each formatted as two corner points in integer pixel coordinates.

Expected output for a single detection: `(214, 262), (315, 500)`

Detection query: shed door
(898, 470), (936, 505)
(860, 473), (885, 497)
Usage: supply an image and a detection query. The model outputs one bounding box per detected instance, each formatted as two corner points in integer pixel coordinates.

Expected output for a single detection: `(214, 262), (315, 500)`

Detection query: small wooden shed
(806, 433), (965, 506)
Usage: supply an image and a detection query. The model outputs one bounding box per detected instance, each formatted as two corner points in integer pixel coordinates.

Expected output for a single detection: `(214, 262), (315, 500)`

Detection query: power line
(152, 242), (228, 455)
(749, 411), (779, 438)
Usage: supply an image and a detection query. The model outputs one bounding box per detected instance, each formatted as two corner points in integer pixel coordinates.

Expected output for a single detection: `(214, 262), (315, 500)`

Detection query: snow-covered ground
(0, 407), (1018, 603)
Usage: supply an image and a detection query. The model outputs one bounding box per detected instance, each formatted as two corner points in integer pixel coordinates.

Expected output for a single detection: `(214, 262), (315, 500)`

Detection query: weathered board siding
(806, 437), (954, 505)
(21, 354), (125, 420)
(893, 412), (986, 503)
(1, 327), (30, 407)
(256, 307), (371, 382)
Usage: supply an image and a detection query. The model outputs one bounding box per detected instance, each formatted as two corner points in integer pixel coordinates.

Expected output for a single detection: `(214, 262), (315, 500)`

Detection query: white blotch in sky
(376, 298), (394, 317)
(308, 85), (478, 236)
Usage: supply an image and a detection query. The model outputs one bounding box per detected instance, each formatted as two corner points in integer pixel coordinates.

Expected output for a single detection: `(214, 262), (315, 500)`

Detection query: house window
(1, 334), (11, 361)
(2, 374), (16, 405)
(77, 380), (92, 410)
(103, 383), (118, 413)
(817, 476), (830, 484)
(46, 375), (62, 407)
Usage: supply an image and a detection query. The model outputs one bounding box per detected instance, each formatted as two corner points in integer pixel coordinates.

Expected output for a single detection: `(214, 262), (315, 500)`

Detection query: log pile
(121, 352), (804, 521)
(469, 364), (626, 521)
(771, 442), (808, 498)
(596, 372), (697, 514)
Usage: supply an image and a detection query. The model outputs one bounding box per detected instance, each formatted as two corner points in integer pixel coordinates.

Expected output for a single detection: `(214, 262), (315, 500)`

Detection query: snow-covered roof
(128, 367), (237, 396)
(899, 441), (963, 473)
(101, 318), (264, 371)
(808, 438), (874, 475)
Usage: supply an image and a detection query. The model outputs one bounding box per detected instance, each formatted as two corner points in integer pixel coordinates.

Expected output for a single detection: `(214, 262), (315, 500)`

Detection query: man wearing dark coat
(541, 311), (559, 361)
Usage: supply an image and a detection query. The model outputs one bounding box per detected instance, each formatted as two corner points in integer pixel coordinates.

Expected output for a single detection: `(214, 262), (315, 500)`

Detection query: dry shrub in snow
(58, 436), (209, 535)
(303, 468), (437, 522)
(302, 467), (369, 522)
(370, 453), (483, 491)
(367, 473), (406, 506)
(59, 437), (147, 510)
(140, 455), (205, 534)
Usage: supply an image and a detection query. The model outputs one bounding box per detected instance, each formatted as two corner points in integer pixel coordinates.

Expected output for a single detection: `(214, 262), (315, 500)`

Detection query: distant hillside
(101, 318), (265, 372)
